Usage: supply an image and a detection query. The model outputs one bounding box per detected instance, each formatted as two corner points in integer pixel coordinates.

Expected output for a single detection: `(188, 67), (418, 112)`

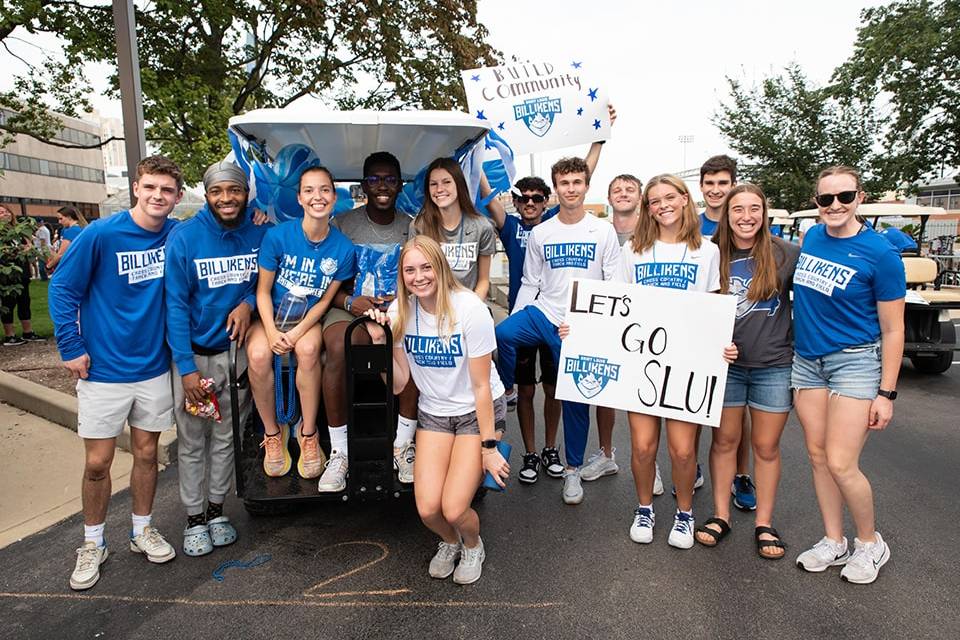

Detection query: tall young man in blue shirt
(50, 156), (183, 590)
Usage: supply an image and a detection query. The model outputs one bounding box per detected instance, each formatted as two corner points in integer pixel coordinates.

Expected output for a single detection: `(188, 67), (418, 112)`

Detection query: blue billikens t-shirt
(499, 206), (558, 311)
(793, 225), (906, 359)
(699, 212), (718, 237)
(258, 220), (356, 310)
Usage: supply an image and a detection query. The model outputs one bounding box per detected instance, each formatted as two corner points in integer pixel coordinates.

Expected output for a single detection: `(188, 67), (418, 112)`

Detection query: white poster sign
(555, 278), (736, 428)
(460, 59), (610, 155)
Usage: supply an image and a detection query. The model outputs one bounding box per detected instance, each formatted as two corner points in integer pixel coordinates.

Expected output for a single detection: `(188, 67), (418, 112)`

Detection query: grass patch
(28, 279), (53, 337)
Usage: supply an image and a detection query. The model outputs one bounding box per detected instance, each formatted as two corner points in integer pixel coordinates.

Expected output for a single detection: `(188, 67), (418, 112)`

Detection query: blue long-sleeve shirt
(164, 206), (271, 375)
(48, 210), (178, 383)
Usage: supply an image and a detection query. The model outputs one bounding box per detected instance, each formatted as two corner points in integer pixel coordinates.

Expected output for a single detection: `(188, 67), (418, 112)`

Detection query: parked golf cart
(789, 203), (959, 374)
(225, 109), (491, 514)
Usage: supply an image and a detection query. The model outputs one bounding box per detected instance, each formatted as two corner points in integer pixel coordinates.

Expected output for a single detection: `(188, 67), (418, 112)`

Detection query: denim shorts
(723, 364), (793, 413)
(791, 342), (881, 401)
(418, 395), (507, 436)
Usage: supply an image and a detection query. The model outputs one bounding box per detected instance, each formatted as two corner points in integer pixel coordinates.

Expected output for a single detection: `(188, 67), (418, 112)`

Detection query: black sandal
(755, 526), (786, 560)
(695, 517), (731, 547)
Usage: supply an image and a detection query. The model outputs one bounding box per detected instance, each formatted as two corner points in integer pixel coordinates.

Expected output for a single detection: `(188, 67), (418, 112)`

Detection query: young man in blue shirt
(696, 154), (756, 510)
(50, 155), (183, 590)
(164, 161), (270, 556)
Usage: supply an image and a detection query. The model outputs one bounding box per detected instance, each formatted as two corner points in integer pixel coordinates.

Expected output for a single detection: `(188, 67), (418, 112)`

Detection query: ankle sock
(639, 503), (653, 513)
(131, 513), (151, 537)
(394, 416), (417, 448)
(84, 523), (105, 548)
(329, 425), (348, 455)
(206, 501), (223, 521)
(187, 513), (206, 528)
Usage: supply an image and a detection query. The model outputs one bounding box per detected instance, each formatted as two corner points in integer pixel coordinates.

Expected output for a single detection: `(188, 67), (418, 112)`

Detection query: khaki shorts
(76, 371), (174, 439)
(322, 307), (356, 331)
(418, 395), (507, 436)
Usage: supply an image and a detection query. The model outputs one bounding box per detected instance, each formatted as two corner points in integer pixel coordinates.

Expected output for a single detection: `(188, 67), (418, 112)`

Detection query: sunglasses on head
(512, 191), (546, 204)
(364, 175), (399, 187)
(815, 190), (858, 208)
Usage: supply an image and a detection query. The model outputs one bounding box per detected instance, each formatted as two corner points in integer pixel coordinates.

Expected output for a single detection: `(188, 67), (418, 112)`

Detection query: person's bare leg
(517, 384), (537, 452)
(825, 396), (876, 542)
(796, 389), (845, 541)
(129, 427), (161, 516)
(736, 410), (751, 475)
(697, 406), (741, 543)
(542, 383), (560, 448)
(751, 408), (789, 555)
(246, 323), (279, 435)
(628, 413), (660, 504)
(596, 405), (615, 455)
(414, 430), (458, 543)
(293, 324), (324, 435)
(82, 438), (117, 525)
(441, 435), (484, 548)
(398, 377), (419, 421)
(666, 420), (698, 513)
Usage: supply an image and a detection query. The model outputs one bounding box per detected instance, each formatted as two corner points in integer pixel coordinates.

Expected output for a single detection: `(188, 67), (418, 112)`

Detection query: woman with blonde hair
(792, 166), (904, 584)
(614, 174), (734, 548)
(694, 183), (800, 558)
(366, 235), (509, 585)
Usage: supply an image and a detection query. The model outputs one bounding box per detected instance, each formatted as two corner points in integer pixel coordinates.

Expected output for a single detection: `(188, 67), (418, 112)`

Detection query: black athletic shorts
(514, 343), (557, 387)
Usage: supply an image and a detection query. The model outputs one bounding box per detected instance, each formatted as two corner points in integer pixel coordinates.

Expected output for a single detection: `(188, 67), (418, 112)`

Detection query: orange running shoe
(261, 425), (291, 477)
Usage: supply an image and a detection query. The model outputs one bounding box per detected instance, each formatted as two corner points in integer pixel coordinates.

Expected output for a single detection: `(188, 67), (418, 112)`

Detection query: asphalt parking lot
(1, 359), (958, 640)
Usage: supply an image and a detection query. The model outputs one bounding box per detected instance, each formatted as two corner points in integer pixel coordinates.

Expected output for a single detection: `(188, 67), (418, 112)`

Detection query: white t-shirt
(514, 212), (621, 325)
(392, 289), (505, 416)
(618, 238), (721, 292)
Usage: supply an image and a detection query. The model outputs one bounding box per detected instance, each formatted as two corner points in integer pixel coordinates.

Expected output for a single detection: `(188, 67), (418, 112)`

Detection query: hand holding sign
(555, 278), (736, 427)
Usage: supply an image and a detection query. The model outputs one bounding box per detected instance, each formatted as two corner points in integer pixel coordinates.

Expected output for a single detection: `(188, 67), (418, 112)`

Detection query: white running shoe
(453, 538), (485, 585)
(393, 440), (415, 484)
(580, 448), (619, 481)
(317, 449), (348, 492)
(796, 536), (850, 572)
(653, 463), (664, 496)
(667, 511), (695, 549)
(503, 388), (518, 412)
(840, 532), (890, 584)
(562, 468), (584, 505)
(129, 526), (176, 563)
(70, 541), (108, 590)
(629, 507), (655, 544)
(428, 540), (461, 579)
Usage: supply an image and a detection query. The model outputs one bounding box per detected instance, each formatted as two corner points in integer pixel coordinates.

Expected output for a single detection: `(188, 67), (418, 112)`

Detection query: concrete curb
(0, 370), (177, 465)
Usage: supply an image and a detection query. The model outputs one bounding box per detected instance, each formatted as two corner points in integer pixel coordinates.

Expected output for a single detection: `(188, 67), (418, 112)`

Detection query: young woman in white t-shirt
(366, 236), (509, 585)
(613, 174), (735, 549)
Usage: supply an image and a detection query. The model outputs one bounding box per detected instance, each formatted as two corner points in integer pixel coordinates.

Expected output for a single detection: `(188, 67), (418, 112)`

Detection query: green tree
(714, 64), (883, 212)
(1, 1), (500, 180)
(832, 0), (959, 186)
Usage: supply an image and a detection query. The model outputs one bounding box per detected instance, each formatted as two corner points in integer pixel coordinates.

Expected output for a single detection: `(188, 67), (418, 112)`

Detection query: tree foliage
(1, 0), (500, 181)
(832, 0), (960, 186)
(714, 64), (883, 212)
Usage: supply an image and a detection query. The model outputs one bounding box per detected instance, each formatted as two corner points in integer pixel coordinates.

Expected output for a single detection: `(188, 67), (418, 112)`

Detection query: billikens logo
(194, 253), (257, 288)
(543, 242), (596, 269)
(565, 355), (621, 399)
(117, 247), (165, 284)
(634, 263), (699, 290)
(794, 253), (857, 296)
(730, 258), (779, 318)
(514, 96), (562, 137)
(404, 334), (463, 368)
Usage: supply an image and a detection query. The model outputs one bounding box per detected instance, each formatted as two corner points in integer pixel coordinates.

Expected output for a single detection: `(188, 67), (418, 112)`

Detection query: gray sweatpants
(172, 351), (251, 514)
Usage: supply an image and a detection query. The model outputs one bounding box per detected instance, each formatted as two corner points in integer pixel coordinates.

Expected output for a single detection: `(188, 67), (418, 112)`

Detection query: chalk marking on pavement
(307, 589), (411, 598)
(302, 541), (395, 597)
(0, 592), (562, 609)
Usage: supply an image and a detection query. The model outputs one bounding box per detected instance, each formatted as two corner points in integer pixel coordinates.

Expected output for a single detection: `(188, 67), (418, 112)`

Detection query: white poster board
(460, 59), (610, 155)
(555, 278), (736, 428)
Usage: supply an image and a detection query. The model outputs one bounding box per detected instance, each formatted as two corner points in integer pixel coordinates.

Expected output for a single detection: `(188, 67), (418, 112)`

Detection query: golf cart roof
(228, 108), (491, 182)
(790, 203), (948, 218)
(768, 209), (790, 219)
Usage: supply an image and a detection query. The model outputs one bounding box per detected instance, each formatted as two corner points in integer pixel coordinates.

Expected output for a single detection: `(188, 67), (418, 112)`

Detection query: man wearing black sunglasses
(324, 151), (419, 488)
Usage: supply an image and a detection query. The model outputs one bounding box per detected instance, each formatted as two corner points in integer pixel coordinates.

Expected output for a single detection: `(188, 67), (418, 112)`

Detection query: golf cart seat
(903, 257), (960, 304)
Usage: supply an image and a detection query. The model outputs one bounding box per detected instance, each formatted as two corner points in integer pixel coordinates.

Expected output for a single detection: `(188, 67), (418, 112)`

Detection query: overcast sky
(1, 0), (888, 201)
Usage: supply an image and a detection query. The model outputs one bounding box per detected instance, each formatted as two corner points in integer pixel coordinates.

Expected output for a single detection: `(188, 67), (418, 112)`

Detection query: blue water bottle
(482, 440), (512, 492)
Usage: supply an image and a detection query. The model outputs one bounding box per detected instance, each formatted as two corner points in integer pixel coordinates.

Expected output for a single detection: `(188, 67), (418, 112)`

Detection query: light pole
(678, 135), (694, 173)
(113, 0), (146, 205)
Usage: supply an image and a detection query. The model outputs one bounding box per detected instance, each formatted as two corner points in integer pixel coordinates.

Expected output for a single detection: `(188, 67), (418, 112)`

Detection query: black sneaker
(21, 332), (45, 342)
(541, 447), (564, 478)
(518, 452), (541, 484)
(2, 335), (25, 347)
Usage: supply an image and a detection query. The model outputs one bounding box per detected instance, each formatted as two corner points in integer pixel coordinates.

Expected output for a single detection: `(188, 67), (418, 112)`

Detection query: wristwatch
(877, 389), (897, 400)
(481, 439), (498, 450)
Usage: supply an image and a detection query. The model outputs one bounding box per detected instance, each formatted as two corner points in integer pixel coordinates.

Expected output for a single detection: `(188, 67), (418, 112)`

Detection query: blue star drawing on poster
(587, 87), (598, 102)
(513, 96), (562, 138)
(577, 107), (584, 116)
(497, 122), (505, 131)
(571, 60), (582, 69)
(593, 119), (601, 130)
(476, 110), (487, 120)
(471, 74), (481, 81)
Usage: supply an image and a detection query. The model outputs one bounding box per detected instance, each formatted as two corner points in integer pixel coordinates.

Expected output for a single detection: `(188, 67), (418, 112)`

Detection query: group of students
(49, 131), (905, 592)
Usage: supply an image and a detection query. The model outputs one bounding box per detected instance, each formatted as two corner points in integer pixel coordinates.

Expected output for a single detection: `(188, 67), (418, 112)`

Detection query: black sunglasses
(364, 175), (399, 187)
(512, 192), (546, 204)
(815, 190), (858, 208)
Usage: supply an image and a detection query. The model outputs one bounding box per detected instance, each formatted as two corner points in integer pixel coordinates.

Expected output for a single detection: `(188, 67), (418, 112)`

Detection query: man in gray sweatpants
(164, 161), (270, 556)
